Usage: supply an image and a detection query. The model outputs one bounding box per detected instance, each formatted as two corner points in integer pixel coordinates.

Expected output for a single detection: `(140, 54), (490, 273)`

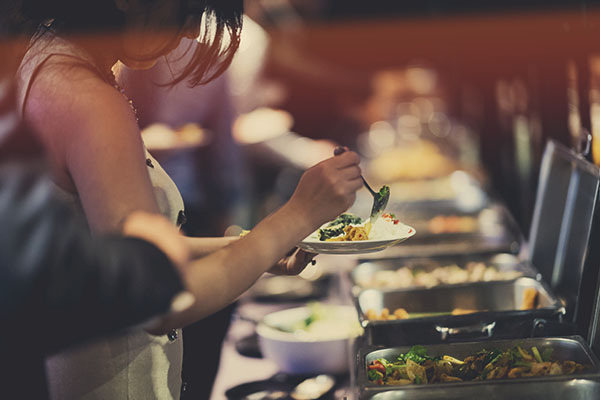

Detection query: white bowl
(256, 305), (362, 375)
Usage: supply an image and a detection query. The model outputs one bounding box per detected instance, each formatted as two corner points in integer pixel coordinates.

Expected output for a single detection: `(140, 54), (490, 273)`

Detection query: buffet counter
(209, 140), (600, 400)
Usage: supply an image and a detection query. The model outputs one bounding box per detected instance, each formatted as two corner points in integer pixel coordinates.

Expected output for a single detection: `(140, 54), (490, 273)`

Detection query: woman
(0, 67), (186, 399)
(10, 0), (362, 399)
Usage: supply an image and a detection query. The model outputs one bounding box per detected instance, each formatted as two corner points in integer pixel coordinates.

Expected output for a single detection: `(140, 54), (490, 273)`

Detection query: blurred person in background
(5, 0), (363, 399)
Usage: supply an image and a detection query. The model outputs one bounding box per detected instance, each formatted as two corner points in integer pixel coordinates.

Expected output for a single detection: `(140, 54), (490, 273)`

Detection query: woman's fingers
(267, 248), (318, 276)
(288, 150), (363, 226)
(329, 150), (360, 168)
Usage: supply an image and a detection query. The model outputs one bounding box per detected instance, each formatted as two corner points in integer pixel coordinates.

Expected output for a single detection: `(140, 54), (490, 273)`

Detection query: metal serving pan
(365, 379), (600, 400)
(398, 204), (511, 241)
(355, 277), (564, 345)
(384, 172), (488, 210)
(357, 206), (523, 259)
(350, 253), (535, 291)
(356, 336), (600, 400)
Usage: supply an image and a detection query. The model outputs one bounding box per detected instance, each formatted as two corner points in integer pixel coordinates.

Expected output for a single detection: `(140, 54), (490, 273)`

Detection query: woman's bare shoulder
(26, 57), (131, 124)
(24, 55), (140, 148)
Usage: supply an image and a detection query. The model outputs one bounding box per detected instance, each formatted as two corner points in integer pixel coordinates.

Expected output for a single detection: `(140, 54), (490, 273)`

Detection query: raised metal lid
(528, 140), (600, 326)
(586, 210), (600, 357)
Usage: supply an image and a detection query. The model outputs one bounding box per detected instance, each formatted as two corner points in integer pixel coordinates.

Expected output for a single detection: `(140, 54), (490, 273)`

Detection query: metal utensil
(333, 146), (390, 223)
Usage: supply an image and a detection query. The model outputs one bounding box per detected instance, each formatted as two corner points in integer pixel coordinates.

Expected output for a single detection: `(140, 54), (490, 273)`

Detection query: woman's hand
(287, 150), (363, 227)
(268, 248), (317, 275)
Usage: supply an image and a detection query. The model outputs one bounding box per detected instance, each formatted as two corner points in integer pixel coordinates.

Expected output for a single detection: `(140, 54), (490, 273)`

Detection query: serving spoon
(333, 146), (390, 224)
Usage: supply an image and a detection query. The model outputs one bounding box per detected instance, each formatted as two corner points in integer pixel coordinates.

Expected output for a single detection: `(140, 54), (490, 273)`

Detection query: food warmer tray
(395, 203), (516, 240)
(349, 253), (535, 291)
(383, 172), (489, 211)
(365, 204), (524, 259)
(366, 380), (600, 400)
(356, 336), (600, 400)
(354, 277), (564, 346)
(360, 238), (521, 259)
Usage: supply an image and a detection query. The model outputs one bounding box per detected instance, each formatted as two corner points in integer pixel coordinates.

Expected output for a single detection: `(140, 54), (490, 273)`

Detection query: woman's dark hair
(13, 0), (243, 86)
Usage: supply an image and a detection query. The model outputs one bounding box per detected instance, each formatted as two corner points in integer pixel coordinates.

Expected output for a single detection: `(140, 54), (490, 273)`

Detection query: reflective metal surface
(365, 379), (600, 400)
(357, 336), (600, 400)
(527, 140), (600, 326)
(355, 277), (563, 345)
(350, 253), (534, 291)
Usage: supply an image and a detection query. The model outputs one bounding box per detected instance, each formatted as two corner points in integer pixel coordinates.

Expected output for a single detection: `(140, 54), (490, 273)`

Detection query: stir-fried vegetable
(368, 345), (587, 385)
(327, 213), (363, 227)
(318, 213), (364, 241)
(397, 345), (435, 364)
(318, 226), (345, 241)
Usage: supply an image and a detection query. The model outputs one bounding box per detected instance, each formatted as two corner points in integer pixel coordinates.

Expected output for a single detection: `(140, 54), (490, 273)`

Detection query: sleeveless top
(16, 31), (186, 399)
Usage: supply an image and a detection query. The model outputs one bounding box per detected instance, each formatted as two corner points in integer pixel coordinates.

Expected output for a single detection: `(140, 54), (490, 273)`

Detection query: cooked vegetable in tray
(356, 262), (523, 289)
(367, 345), (588, 385)
(365, 308), (480, 321)
(365, 288), (540, 321)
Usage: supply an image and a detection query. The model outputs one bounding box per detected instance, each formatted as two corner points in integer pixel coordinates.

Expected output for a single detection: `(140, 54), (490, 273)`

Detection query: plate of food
(298, 213), (415, 254)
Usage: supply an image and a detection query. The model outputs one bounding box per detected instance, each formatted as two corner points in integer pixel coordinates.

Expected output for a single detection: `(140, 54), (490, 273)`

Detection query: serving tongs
(333, 146), (390, 230)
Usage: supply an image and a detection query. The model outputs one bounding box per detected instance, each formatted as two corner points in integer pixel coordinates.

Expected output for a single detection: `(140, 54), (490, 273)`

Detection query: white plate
(298, 224), (416, 254)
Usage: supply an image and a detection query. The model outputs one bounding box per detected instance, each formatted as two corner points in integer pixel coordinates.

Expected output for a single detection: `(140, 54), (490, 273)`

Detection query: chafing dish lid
(528, 140), (600, 323)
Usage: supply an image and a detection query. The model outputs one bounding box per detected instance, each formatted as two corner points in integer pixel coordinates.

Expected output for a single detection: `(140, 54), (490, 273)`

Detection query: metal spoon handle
(361, 176), (377, 196)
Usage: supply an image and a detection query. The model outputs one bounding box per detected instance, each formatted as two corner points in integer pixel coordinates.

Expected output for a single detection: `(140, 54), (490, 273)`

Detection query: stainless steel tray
(350, 202), (522, 260)
(358, 238), (521, 260)
(355, 277), (564, 345)
(356, 336), (600, 399)
(364, 378), (600, 400)
(399, 205), (507, 241)
(383, 173), (488, 210)
(350, 253), (535, 291)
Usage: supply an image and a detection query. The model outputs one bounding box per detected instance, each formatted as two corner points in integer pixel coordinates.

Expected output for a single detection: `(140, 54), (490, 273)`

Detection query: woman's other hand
(288, 151), (362, 227)
(268, 248), (316, 275)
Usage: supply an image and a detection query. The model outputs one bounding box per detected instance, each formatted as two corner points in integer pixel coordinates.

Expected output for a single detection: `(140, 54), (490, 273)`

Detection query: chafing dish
(350, 253), (534, 291)
(355, 277), (563, 345)
(356, 336), (600, 399)
(366, 380), (600, 400)
(358, 203), (523, 259)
